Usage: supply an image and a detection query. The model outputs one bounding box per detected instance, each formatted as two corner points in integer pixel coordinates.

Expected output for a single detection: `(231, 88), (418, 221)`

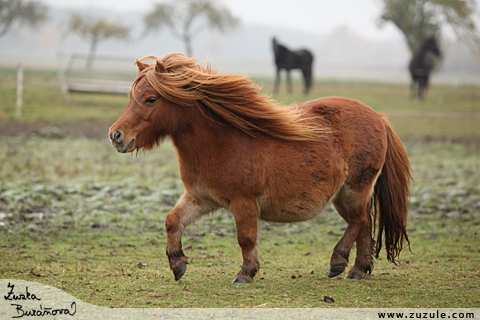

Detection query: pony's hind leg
(346, 210), (373, 279)
(165, 192), (217, 281)
(328, 184), (375, 279)
(230, 198), (260, 283)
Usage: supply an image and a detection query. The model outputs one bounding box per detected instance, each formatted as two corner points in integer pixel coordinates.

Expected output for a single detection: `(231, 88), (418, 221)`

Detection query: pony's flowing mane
(132, 53), (326, 141)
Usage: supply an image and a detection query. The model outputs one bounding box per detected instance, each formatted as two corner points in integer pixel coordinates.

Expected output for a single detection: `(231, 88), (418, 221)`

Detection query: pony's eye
(145, 97), (156, 104)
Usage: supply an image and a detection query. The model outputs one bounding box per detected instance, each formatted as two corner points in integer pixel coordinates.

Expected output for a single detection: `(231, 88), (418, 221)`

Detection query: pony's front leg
(231, 199), (259, 283)
(165, 193), (215, 281)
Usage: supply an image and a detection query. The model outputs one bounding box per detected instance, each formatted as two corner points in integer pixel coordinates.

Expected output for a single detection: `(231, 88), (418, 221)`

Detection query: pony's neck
(170, 103), (247, 168)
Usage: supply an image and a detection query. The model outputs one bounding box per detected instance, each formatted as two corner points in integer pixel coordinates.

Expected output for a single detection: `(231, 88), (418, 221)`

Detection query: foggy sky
(40, 0), (403, 40)
(2, 0), (479, 82)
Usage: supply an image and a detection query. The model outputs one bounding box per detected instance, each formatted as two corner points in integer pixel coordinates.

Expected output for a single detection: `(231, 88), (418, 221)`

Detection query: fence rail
(58, 53), (137, 96)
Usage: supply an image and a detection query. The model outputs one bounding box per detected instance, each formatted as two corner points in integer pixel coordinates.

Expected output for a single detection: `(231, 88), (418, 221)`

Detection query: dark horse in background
(272, 37), (314, 95)
(409, 37), (441, 100)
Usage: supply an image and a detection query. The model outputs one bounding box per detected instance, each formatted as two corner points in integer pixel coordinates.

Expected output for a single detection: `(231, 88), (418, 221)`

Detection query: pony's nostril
(114, 130), (123, 143)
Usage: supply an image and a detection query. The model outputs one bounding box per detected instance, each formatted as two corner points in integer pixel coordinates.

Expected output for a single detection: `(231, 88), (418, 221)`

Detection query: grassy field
(1, 67), (479, 140)
(0, 67), (479, 308)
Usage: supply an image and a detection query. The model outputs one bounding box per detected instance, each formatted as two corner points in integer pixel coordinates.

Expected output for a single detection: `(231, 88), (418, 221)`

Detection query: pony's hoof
(345, 273), (363, 280)
(327, 266), (345, 278)
(232, 277), (252, 284)
(173, 263), (187, 281)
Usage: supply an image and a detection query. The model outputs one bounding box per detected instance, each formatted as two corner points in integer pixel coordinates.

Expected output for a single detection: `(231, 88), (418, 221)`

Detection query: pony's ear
(135, 60), (149, 73)
(155, 59), (167, 73)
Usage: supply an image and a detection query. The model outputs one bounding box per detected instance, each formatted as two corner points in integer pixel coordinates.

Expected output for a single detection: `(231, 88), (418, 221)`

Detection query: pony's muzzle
(112, 130), (124, 144)
(109, 129), (135, 153)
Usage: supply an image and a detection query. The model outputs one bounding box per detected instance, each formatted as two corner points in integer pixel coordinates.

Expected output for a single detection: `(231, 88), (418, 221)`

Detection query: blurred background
(1, 0), (480, 81)
(1, 0), (480, 140)
(1, 1), (480, 308)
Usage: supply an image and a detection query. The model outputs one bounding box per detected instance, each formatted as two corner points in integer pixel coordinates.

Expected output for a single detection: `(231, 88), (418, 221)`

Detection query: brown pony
(109, 53), (411, 283)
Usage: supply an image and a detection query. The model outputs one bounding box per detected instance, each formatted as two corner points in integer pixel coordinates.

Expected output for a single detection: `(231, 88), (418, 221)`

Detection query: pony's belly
(258, 204), (326, 223)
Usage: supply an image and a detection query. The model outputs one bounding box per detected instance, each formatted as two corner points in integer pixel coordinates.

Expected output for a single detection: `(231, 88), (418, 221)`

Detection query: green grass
(0, 138), (479, 308)
(0, 69), (129, 123)
(0, 67), (479, 308)
(256, 77), (480, 113)
(260, 78), (480, 141)
(1, 67), (479, 141)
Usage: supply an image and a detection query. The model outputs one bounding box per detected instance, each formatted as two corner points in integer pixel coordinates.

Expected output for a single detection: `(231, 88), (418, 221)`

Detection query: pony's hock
(109, 53), (412, 283)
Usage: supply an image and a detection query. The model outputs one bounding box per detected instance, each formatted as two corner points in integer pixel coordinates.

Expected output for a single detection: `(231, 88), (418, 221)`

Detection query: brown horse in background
(109, 53), (411, 283)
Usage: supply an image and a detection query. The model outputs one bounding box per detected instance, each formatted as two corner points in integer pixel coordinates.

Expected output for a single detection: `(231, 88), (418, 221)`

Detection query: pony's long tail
(373, 118), (412, 264)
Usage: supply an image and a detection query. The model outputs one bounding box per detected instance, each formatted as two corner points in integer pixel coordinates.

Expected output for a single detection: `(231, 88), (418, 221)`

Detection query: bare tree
(144, 0), (240, 57)
(378, 0), (479, 54)
(64, 12), (131, 70)
(0, 0), (47, 38)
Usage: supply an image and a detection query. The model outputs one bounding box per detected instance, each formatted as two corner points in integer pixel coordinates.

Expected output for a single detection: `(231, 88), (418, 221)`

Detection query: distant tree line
(1, 0), (479, 65)
(0, 0), (47, 38)
(143, 0), (239, 57)
(63, 12), (130, 70)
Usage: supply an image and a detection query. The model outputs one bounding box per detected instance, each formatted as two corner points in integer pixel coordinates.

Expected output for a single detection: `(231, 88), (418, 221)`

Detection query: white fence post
(16, 63), (24, 119)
